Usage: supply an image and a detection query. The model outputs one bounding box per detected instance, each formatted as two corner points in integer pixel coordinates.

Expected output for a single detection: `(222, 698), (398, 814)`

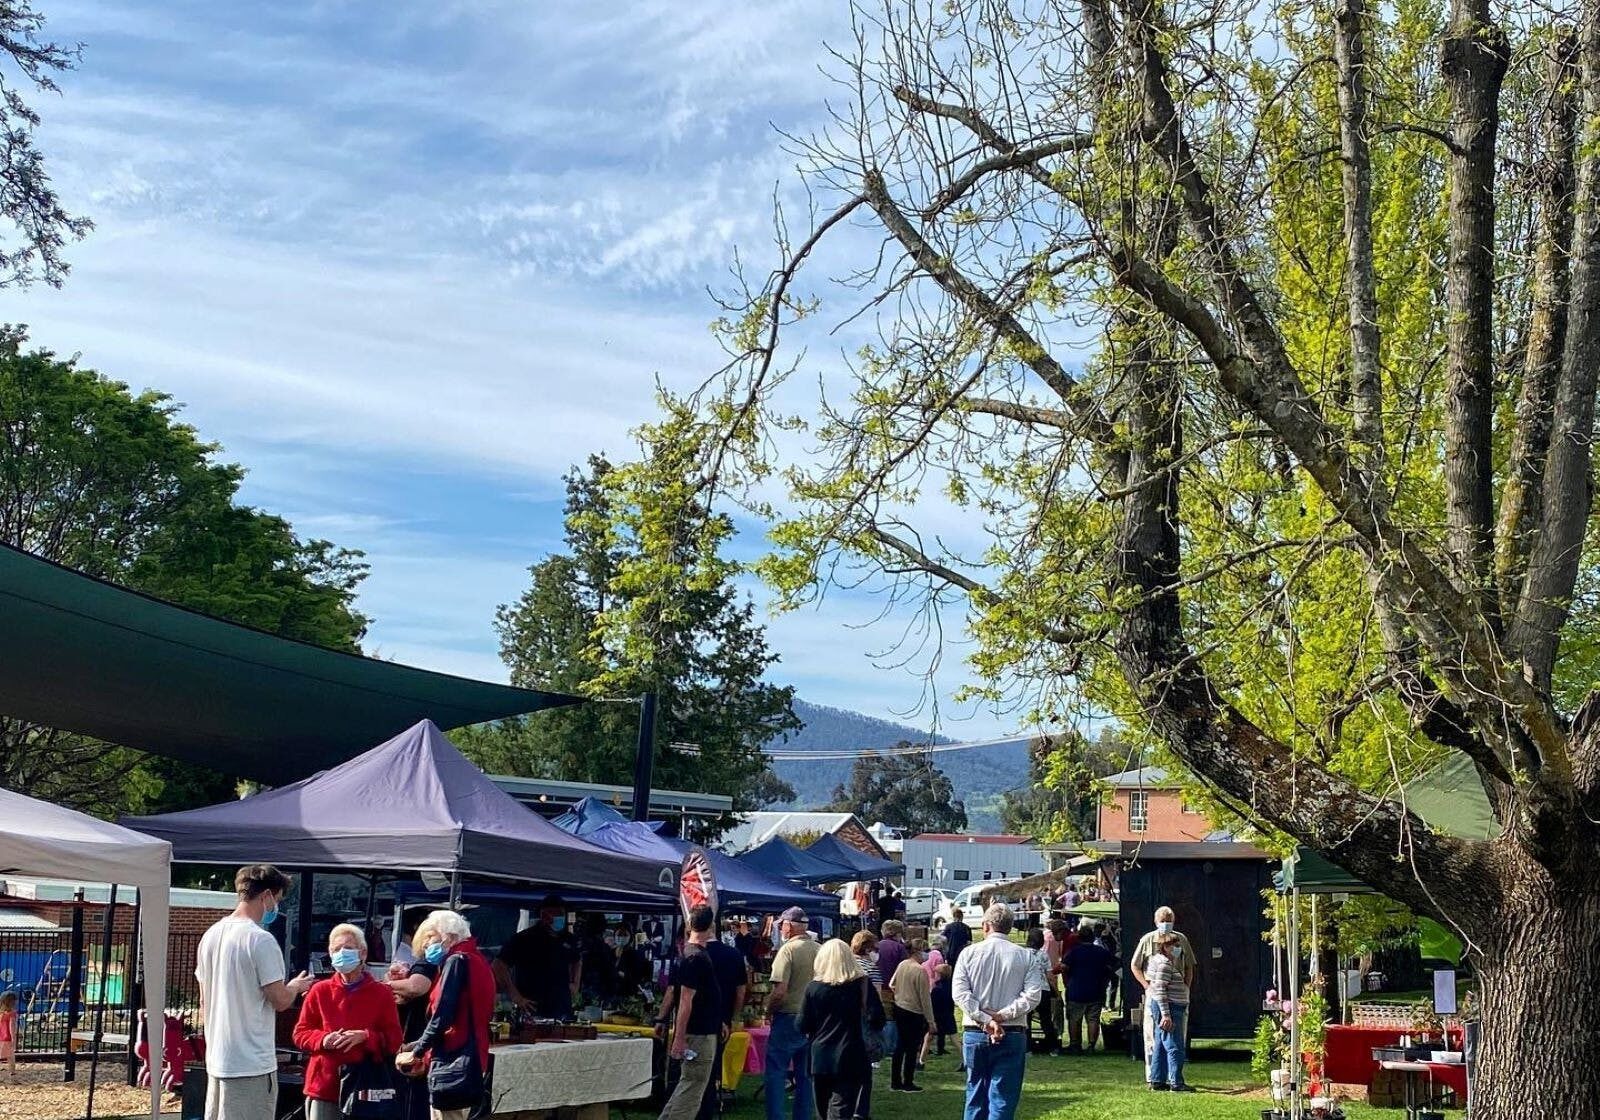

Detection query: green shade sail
(0, 543), (583, 783)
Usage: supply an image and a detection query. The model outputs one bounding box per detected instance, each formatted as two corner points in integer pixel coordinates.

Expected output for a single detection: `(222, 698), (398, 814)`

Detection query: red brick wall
(5, 899), (227, 997)
(834, 819), (889, 860)
(1098, 788), (1214, 842)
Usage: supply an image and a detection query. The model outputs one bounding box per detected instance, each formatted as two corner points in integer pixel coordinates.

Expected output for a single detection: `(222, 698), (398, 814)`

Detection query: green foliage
(1251, 1014), (1285, 1083)
(825, 744), (968, 834)
(470, 446), (798, 820)
(1296, 990), (1329, 1059)
(997, 730), (1129, 841)
(0, 329), (369, 814)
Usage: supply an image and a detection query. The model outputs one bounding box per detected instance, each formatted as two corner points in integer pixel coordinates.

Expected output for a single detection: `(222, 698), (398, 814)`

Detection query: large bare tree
(653, 0), (1600, 1111)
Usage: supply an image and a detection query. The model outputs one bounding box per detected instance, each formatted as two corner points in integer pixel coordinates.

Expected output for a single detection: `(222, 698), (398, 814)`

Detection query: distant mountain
(770, 700), (1033, 832)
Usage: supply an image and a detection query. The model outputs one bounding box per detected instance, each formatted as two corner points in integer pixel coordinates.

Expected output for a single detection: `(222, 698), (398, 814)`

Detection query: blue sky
(8, 0), (1019, 739)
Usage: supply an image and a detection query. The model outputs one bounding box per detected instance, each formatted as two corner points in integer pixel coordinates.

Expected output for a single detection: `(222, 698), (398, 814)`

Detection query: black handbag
(339, 1057), (401, 1120)
(426, 959), (485, 1113)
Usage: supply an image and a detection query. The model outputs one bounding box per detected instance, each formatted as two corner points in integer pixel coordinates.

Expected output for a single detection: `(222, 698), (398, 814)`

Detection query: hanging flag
(679, 847), (717, 921)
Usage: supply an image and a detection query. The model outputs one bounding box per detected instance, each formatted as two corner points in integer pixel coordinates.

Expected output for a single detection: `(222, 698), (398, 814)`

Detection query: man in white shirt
(195, 864), (312, 1120)
(951, 904), (1044, 1120)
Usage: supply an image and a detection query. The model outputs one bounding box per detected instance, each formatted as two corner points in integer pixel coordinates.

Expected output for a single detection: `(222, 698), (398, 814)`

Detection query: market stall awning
(551, 795), (665, 836)
(0, 543), (582, 783)
(124, 721), (677, 902)
(736, 835), (855, 885)
(1274, 846), (1376, 895)
(806, 832), (905, 879)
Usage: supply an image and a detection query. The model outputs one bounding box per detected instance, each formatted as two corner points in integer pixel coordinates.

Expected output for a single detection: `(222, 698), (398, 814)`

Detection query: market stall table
(1377, 1058), (1466, 1118)
(1325, 1024), (1464, 1087)
(489, 1037), (653, 1116)
(742, 1025), (770, 1075)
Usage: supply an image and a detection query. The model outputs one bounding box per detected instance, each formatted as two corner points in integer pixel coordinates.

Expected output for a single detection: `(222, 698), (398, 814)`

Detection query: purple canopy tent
(125, 720), (677, 904)
(736, 835), (856, 885)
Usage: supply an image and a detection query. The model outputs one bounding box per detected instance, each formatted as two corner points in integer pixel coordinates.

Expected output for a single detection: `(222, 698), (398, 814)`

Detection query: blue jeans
(882, 1015), (898, 1058)
(1149, 1003), (1188, 1088)
(764, 1012), (814, 1120)
(961, 1028), (1026, 1120)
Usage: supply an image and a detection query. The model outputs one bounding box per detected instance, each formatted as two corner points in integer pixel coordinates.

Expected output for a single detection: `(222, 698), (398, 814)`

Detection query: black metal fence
(0, 926), (204, 1057)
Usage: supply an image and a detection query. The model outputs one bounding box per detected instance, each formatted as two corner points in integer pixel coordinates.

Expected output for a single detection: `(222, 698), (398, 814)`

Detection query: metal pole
(85, 884), (118, 1120)
(447, 872), (462, 911)
(293, 871), (315, 974)
(64, 888), (85, 1082)
(1288, 885), (1301, 1120)
(630, 692), (658, 823)
(125, 889), (141, 1087)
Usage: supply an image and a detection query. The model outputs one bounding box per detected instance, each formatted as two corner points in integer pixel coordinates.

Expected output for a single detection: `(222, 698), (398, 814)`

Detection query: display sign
(679, 847), (717, 921)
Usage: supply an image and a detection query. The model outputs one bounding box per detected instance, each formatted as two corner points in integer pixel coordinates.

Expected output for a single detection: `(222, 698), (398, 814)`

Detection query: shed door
(1120, 858), (1271, 1038)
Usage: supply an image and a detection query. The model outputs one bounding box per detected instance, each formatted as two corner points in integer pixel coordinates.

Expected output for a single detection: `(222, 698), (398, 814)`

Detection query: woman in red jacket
(294, 923), (403, 1120)
(395, 910), (495, 1120)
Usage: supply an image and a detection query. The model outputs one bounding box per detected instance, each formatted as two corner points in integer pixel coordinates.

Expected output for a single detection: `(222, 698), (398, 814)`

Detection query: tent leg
(126, 889), (142, 1088)
(64, 889), (85, 1082)
(85, 884), (118, 1120)
(293, 872), (315, 973)
(447, 872), (462, 910)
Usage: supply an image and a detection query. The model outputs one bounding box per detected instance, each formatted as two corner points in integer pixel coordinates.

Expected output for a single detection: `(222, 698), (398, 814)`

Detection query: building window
(1130, 790), (1150, 833)
(953, 869), (971, 881)
(1181, 796), (1201, 815)
(915, 868), (925, 879)
(983, 871), (993, 880)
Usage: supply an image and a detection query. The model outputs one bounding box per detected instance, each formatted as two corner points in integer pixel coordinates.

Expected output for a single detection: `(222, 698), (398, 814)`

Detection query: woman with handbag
(798, 940), (884, 1120)
(294, 924), (403, 1120)
(395, 911), (495, 1120)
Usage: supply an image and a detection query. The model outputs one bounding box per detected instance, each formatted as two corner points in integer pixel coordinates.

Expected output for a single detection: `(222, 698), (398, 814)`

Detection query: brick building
(1097, 766), (1219, 842)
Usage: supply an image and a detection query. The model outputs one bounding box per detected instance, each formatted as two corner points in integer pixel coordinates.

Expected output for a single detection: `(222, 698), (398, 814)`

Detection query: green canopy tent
(0, 542), (583, 783)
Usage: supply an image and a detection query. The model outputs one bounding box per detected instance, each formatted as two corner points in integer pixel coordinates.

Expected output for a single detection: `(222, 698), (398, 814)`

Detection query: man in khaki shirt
(763, 907), (820, 1120)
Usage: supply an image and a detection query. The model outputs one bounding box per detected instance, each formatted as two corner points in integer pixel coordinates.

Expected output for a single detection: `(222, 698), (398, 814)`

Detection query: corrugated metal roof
(1, 876), (236, 909)
(1103, 766), (1172, 789)
(907, 834), (1031, 845)
(0, 909), (65, 931)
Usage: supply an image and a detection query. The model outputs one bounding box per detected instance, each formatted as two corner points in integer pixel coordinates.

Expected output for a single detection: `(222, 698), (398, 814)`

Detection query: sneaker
(916, 1060), (926, 1070)
(1170, 1084), (1196, 1093)
(1148, 1083), (1169, 1091)
(903, 1084), (926, 1093)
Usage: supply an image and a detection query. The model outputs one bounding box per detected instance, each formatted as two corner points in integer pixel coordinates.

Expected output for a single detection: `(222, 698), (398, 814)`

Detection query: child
(1146, 932), (1193, 1092)
(929, 964), (958, 1059)
(0, 990), (18, 1082)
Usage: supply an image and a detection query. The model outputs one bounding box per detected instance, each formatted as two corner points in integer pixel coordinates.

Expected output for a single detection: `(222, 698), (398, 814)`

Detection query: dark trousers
(813, 1073), (864, 1120)
(1035, 988), (1060, 1051)
(852, 1070), (872, 1120)
(892, 1009), (927, 1088)
(696, 1033), (730, 1120)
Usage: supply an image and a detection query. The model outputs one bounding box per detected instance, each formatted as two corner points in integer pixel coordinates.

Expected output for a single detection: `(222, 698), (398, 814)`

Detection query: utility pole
(630, 691), (658, 823)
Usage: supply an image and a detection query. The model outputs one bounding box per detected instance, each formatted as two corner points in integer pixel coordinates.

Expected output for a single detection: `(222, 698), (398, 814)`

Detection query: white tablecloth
(489, 1037), (654, 1113)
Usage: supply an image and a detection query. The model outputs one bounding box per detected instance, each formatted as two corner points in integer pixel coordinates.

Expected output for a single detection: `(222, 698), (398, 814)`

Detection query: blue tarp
(736, 835), (855, 885)
(126, 721), (678, 904)
(550, 796), (664, 836)
(807, 832), (904, 878)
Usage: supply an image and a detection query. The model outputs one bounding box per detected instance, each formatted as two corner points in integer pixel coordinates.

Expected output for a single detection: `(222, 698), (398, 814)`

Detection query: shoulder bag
(427, 957), (486, 1113)
(860, 978), (887, 1063)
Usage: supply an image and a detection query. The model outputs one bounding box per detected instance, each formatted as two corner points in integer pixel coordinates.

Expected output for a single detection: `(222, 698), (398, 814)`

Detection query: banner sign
(679, 847), (717, 921)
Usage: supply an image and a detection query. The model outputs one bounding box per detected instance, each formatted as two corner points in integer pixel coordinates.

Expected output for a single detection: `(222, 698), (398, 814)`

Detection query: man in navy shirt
(1061, 922), (1115, 1052)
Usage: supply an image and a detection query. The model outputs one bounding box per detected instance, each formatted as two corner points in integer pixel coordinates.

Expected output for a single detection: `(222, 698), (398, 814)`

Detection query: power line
(762, 732), (1038, 761)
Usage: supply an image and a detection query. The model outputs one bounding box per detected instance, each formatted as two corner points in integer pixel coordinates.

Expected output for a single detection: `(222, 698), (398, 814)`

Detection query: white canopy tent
(0, 787), (170, 1120)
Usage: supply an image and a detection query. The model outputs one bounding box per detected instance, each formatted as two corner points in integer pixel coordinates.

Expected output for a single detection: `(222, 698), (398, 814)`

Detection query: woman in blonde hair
(798, 939), (884, 1120)
(293, 923), (402, 1120)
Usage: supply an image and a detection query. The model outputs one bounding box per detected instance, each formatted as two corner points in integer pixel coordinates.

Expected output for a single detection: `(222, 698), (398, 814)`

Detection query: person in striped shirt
(1145, 933), (1193, 1092)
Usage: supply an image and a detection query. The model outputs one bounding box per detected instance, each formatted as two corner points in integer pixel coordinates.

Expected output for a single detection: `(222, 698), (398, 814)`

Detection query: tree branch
(923, 134), (1096, 218)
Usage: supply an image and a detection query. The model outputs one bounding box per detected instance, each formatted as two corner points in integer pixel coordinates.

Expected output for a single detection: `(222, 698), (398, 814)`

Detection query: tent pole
(447, 872), (462, 910)
(85, 883), (118, 1120)
(1288, 884), (1301, 1120)
(630, 692), (658, 823)
(293, 871), (315, 973)
(64, 888), (85, 1082)
(125, 889), (142, 1088)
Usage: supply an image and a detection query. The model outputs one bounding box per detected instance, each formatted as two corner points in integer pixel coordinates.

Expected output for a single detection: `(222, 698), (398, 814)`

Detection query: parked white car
(902, 886), (958, 922)
(932, 884), (992, 930)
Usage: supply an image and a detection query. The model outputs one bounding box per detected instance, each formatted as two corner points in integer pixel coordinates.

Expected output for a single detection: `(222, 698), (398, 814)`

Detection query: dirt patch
(0, 1062), (178, 1119)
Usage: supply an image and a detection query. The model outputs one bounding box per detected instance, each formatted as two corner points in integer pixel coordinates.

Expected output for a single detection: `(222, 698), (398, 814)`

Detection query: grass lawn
(723, 1047), (1408, 1120)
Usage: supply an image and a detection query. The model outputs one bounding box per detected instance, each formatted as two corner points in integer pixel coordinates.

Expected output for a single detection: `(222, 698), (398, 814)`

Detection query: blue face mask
(550, 916), (567, 932)
(424, 942), (446, 965)
(1157, 921), (1173, 934)
(259, 896), (278, 928)
(330, 948), (362, 974)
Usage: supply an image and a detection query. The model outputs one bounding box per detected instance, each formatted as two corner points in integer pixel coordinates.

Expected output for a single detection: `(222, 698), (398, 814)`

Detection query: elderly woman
(799, 938), (884, 1120)
(396, 910), (495, 1120)
(293, 923), (403, 1120)
(386, 915), (445, 1120)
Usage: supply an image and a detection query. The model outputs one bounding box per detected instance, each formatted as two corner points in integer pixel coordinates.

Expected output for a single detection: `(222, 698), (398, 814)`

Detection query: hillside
(771, 700), (1032, 832)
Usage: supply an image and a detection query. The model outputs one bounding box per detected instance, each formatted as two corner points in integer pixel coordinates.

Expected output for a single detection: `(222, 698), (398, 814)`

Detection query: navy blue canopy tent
(554, 817), (840, 917)
(125, 720), (678, 905)
(736, 835), (855, 885)
(807, 832), (904, 879)
(551, 796), (665, 836)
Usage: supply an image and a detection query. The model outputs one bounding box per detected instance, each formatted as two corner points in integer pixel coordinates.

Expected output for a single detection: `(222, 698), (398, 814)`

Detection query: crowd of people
(190, 862), (1197, 1120)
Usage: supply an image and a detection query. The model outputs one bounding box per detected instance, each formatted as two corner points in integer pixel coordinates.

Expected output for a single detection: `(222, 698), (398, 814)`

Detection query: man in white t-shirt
(195, 864), (313, 1120)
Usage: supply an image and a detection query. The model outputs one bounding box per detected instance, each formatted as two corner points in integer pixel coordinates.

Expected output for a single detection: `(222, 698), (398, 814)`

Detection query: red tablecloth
(1324, 1024), (1465, 1093)
(743, 1026), (770, 1074)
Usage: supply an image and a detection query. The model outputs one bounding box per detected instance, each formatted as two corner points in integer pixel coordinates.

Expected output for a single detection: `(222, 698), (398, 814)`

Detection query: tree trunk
(1471, 876), (1600, 1118)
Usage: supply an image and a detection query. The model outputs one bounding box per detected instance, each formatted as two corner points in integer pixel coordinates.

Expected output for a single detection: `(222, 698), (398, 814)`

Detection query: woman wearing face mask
(294, 924), (403, 1120)
(397, 910), (496, 1120)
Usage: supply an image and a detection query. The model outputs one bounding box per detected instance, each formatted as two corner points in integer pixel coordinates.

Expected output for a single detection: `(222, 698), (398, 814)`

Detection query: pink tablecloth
(743, 1026), (770, 1073)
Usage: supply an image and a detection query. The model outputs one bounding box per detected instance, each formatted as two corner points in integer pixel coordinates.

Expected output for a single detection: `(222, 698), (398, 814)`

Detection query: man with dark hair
(658, 906), (724, 1120)
(494, 895), (580, 1019)
(196, 865), (312, 1120)
(698, 916), (748, 1120)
